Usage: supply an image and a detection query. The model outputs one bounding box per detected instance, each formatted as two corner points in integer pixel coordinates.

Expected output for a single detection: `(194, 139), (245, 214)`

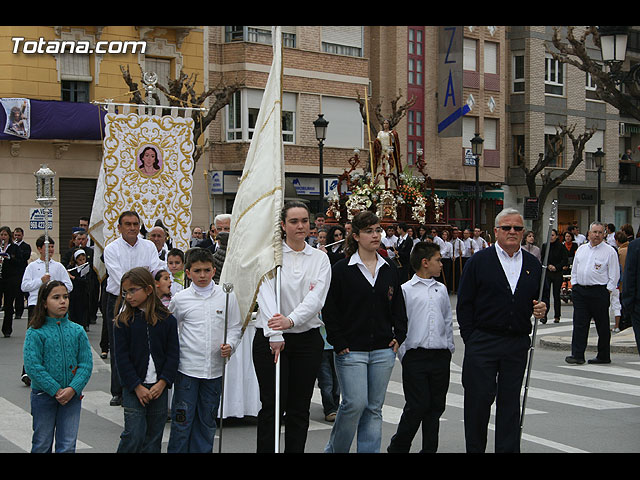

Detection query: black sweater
(456, 246), (542, 343)
(540, 239), (568, 277)
(322, 256), (408, 353)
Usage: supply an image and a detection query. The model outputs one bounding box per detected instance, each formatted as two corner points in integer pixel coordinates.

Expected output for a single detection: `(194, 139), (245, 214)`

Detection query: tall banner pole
(364, 86), (375, 183)
(274, 266), (282, 453)
(520, 200), (558, 442)
(218, 282), (233, 453)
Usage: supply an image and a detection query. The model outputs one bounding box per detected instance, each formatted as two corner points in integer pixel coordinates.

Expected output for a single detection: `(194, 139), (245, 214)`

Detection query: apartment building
(0, 26), (206, 251)
(206, 26), (508, 233)
(506, 26), (638, 233)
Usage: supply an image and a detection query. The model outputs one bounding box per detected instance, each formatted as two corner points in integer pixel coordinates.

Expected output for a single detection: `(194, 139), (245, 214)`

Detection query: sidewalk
(539, 325), (638, 355)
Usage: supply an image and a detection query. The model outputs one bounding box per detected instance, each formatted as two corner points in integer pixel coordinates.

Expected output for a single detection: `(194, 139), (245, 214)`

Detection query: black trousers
(252, 327), (324, 453)
(0, 277), (20, 336)
(106, 293), (122, 397)
(462, 330), (530, 453)
(542, 272), (563, 320)
(388, 348), (451, 453)
(441, 258), (453, 292)
(571, 284), (611, 361)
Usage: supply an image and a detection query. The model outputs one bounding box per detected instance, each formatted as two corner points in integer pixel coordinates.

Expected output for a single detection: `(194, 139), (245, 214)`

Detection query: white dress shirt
(452, 238), (466, 259)
(169, 282), (243, 379)
(21, 259), (73, 306)
(472, 236), (488, 253)
(462, 238), (475, 257)
(256, 241), (331, 342)
(494, 242), (523, 294)
(348, 250), (387, 287)
(398, 275), (454, 360)
(439, 240), (453, 259)
(571, 241), (620, 292)
(103, 236), (164, 295)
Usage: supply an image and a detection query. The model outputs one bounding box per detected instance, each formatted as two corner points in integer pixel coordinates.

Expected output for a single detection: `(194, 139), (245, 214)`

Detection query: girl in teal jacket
(23, 280), (93, 453)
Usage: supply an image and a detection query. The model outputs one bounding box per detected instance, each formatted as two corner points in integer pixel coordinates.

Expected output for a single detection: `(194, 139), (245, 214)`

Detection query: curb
(539, 330), (638, 355)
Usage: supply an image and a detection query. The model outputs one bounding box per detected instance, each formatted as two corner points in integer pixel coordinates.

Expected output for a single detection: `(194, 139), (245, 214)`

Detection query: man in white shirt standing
(103, 210), (164, 405)
(472, 227), (489, 253)
(566, 221), (620, 365)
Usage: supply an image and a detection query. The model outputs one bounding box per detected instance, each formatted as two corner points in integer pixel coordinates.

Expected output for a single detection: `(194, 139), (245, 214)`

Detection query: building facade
(0, 26), (206, 255)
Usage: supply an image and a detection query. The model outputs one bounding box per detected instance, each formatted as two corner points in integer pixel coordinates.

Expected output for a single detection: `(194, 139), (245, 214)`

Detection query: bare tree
(549, 26), (640, 122)
(355, 89), (416, 137)
(518, 124), (595, 239)
(120, 65), (245, 170)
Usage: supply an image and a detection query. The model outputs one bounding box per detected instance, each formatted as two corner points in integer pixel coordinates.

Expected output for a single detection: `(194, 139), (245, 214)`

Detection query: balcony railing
(619, 161), (640, 184)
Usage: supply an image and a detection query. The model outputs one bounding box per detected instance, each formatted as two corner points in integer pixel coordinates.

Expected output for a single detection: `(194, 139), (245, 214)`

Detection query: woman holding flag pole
(252, 201), (332, 453)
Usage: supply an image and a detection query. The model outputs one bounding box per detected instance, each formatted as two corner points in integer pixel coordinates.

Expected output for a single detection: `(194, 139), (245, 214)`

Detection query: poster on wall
(1, 98), (30, 138)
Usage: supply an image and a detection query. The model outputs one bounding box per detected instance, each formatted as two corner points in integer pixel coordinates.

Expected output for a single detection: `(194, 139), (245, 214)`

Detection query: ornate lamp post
(34, 164), (56, 274)
(313, 114), (329, 214)
(593, 147), (605, 222)
(471, 133), (484, 229)
(597, 26), (640, 85)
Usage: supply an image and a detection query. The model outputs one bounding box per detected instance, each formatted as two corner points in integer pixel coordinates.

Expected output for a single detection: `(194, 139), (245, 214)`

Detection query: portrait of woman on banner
(137, 145), (163, 177)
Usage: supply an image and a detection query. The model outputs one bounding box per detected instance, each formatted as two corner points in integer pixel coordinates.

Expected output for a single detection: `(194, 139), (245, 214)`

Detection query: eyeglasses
(122, 287), (143, 298)
(361, 227), (384, 235)
(498, 225), (525, 232)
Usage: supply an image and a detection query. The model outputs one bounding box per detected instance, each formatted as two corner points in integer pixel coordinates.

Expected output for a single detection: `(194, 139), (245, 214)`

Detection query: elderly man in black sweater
(457, 208), (547, 453)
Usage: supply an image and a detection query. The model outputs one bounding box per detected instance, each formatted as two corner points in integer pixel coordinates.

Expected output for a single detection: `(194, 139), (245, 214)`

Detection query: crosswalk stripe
(0, 397), (92, 452)
(530, 370), (640, 397)
(559, 364), (640, 379)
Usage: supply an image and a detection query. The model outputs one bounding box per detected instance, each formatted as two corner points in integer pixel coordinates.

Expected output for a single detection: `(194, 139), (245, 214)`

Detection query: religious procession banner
(89, 113), (195, 278)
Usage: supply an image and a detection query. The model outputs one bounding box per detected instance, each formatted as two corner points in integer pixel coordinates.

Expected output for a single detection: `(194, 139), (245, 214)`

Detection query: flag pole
(274, 265), (282, 453)
(218, 282), (233, 453)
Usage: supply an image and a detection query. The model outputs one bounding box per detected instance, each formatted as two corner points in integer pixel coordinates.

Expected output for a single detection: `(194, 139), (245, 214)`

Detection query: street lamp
(313, 114), (329, 214)
(594, 147), (605, 222)
(597, 26), (640, 86)
(34, 164), (57, 274)
(471, 133), (484, 229)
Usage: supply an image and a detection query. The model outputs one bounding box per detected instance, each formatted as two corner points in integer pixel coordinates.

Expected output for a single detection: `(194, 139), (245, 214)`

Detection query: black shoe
(588, 358), (611, 364)
(110, 395), (122, 406)
(565, 356), (585, 365)
(540, 318), (547, 324)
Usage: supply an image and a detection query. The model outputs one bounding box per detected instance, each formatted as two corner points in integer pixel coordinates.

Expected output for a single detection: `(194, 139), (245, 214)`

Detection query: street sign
(29, 207), (53, 230)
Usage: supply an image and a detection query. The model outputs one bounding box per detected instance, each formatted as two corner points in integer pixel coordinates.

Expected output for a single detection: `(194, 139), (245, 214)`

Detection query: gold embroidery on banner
(101, 113), (194, 252)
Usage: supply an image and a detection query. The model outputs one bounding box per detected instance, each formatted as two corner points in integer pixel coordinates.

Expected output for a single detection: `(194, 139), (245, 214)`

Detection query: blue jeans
(30, 389), (82, 453)
(167, 372), (222, 453)
(324, 347), (396, 453)
(317, 349), (340, 416)
(117, 384), (168, 453)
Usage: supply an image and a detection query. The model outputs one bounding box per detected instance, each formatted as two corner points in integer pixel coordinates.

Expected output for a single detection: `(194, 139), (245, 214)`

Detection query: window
(512, 135), (525, 166)
(584, 129), (604, 170)
(61, 81), (90, 102)
(408, 27), (424, 86)
(544, 126), (564, 167)
(484, 42), (498, 74)
(513, 55), (525, 93)
(321, 26), (363, 57)
(484, 118), (498, 150)
(225, 26), (296, 47)
(545, 55), (564, 96)
(407, 109), (423, 166)
(59, 51), (92, 102)
(463, 38), (477, 71)
(145, 57), (171, 105)
(226, 89), (297, 143)
(462, 116), (477, 149)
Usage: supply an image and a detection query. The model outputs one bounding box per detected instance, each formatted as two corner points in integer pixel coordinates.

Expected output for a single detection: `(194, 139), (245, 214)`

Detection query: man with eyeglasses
(457, 207), (547, 453)
(102, 211), (165, 406)
(566, 221), (620, 365)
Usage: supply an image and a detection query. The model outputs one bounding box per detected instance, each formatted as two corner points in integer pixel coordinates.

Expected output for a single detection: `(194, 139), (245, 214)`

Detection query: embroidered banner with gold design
(91, 113), (194, 273)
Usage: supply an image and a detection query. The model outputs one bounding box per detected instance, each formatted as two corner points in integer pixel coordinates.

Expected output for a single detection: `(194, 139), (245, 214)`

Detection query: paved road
(1, 297), (639, 453)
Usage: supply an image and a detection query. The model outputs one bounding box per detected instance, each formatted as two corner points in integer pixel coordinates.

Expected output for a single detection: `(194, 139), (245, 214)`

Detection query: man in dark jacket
(540, 229), (568, 324)
(622, 238), (640, 356)
(457, 208), (546, 453)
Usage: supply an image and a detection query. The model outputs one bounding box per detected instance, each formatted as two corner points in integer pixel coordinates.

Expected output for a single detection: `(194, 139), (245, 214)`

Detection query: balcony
(619, 161), (640, 184)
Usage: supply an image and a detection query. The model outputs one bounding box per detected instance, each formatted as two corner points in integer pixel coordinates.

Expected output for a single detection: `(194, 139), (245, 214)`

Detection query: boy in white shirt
(387, 241), (454, 453)
(167, 247), (242, 453)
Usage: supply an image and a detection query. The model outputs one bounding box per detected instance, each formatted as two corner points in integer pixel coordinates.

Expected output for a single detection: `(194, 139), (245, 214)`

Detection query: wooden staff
(364, 85), (375, 182)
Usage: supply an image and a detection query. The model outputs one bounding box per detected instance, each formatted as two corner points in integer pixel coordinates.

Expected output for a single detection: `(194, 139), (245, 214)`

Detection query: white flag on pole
(220, 26), (284, 330)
